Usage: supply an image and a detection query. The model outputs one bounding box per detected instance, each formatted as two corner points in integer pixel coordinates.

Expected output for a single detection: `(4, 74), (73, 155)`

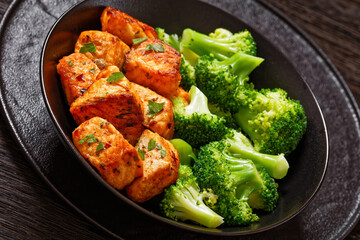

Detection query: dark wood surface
(0, 0), (359, 239)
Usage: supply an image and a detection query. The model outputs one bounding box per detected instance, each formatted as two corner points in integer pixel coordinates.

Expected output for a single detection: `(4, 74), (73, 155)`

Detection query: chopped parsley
(148, 139), (156, 151)
(89, 68), (96, 74)
(138, 149), (145, 160)
(107, 72), (124, 83)
(132, 37), (148, 45)
(96, 141), (104, 152)
(78, 134), (96, 144)
(145, 44), (164, 52)
(67, 61), (74, 67)
(147, 100), (164, 118)
(160, 149), (166, 158)
(156, 144), (162, 150)
(79, 42), (96, 53)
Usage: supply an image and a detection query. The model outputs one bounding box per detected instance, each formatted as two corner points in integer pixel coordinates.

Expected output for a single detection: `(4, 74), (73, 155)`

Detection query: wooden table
(0, 0), (359, 239)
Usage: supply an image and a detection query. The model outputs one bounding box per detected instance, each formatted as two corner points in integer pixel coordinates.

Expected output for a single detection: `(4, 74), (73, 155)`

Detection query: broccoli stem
(233, 107), (262, 141)
(213, 52), (264, 80)
(184, 86), (212, 115)
(182, 28), (238, 60)
(172, 187), (224, 228)
(227, 141), (289, 179)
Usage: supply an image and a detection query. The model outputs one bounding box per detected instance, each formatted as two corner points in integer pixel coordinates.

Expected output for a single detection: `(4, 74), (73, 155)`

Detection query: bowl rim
(39, 0), (329, 236)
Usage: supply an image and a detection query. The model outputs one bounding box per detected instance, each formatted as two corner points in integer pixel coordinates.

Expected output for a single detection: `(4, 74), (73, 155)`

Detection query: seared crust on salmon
(70, 66), (144, 145)
(101, 7), (157, 46)
(57, 53), (100, 105)
(74, 30), (130, 70)
(126, 130), (179, 202)
(72, 117), (143, 190)
(124, 38), (181, 98)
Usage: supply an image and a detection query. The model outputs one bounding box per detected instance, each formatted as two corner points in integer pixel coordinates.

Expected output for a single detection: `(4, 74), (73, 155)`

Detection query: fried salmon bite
(126, 129), (180, 203)
(57, 53), (100, 105)
(101, 7), (158, 46)
(70, 66), (144, 145)
(72, 117), (143, 190)
(74, 30), (130, 70)
(123, 38), (181, 99)
(132, 83), (175, 140)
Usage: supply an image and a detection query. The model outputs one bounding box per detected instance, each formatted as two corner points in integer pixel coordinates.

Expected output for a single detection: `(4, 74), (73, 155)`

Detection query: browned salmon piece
(72, 117), (143, 190)
(74, 30), (130, 70)
(70, 66), (144, 145)
(174, 87), (190, 106)
(124, 38), (181, 98)
(101, 7), (157, 46)
(57, 53), (100, 105)
(132, 83), (174, 139)
(126, 129), (180, 202)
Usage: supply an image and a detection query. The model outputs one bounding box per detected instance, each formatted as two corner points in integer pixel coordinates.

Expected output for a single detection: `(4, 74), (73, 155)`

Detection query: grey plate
(0, 0), (359, 239)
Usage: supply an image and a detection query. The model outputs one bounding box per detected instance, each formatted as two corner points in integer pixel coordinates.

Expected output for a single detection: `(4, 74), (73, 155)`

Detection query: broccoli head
(179, 56), (196, 91)
(193, 141), (279, 225)
(234, 88), (307, 155)
(181, 28), (257, 61)
(172, 86), (230, 148)
(160, 165), (224, 228)
(195, 53), (263, 112)
(156, 27), (181, 51)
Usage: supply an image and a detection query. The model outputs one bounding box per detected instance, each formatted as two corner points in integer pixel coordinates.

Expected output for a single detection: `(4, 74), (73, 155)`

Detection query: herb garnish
(79, 42), (96, 53)
(107, 72), (124, 83)
(145, 44), (165, 52)
(67, 61), (74, 67)
(96, 141), (104, 152)
(138, 149), (145, 160)
(147, 100), (164, 118)
(89, 68), (96, 74)
(160, 149), (166, 158)
(78, 134), (96, 144)
(132, 37), (148, 45)
(148, 139), (156, 151)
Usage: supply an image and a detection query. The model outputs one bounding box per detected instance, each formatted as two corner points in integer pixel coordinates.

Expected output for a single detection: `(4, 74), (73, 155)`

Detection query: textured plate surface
(0, 0), (359, 239)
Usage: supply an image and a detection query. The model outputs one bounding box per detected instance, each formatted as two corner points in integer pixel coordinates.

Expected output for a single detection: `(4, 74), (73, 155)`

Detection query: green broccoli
(170, 139), (197, 166)
(172, 86), (230, 148)
(195, 52), (263, 113)
(208, 103), (238, 129)
(193, 140), (279, 225)
(181, 28), (258, 61)
(179, 56), (196, 91)
(160, 165), (224, 228)
(223, 130), (289, 179)
(156, 27), (181, 51)
(233, 88), (307, 155)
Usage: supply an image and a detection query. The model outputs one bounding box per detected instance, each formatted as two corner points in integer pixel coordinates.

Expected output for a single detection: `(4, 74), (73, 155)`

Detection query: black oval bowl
(40, 0), (329, 236)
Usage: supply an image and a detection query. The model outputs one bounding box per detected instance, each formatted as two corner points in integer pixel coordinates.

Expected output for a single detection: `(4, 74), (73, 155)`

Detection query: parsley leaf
(147, 100), (164, 118)
(79, 42), (96, 53)
(107, 72), (124, 83)
(156, 144), (162, 150)
(89, 68), (96, 74)
(96, 141), (104, 152)
(148, 139), (156, 151)
(145, 44), (165, 52)
(160, 149), (166, 158)
(67, 61), (74, 67)
(132, 37), (148, 45)
(78, 134), (96, 144)
(138, 149), (145, 160)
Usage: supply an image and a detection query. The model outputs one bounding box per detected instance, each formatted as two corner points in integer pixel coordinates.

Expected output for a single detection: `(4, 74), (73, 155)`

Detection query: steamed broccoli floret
(172, 86), (230, 148)
(193, 141), (279, 225)
(224, 130), (289, 179)
(160, 165), (224, 228)
(233, 88), (307, 155)
(181, 28), (258, 61)
(195, 53), (263, 112)
(179, 56), (196, 91)
(156, 27), (181, 51)
(208, 103), (238, 129)
(170, 139), (197, 166)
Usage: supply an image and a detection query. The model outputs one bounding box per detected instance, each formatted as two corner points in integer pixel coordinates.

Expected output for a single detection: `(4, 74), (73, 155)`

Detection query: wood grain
(0, 0), (359, 239)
